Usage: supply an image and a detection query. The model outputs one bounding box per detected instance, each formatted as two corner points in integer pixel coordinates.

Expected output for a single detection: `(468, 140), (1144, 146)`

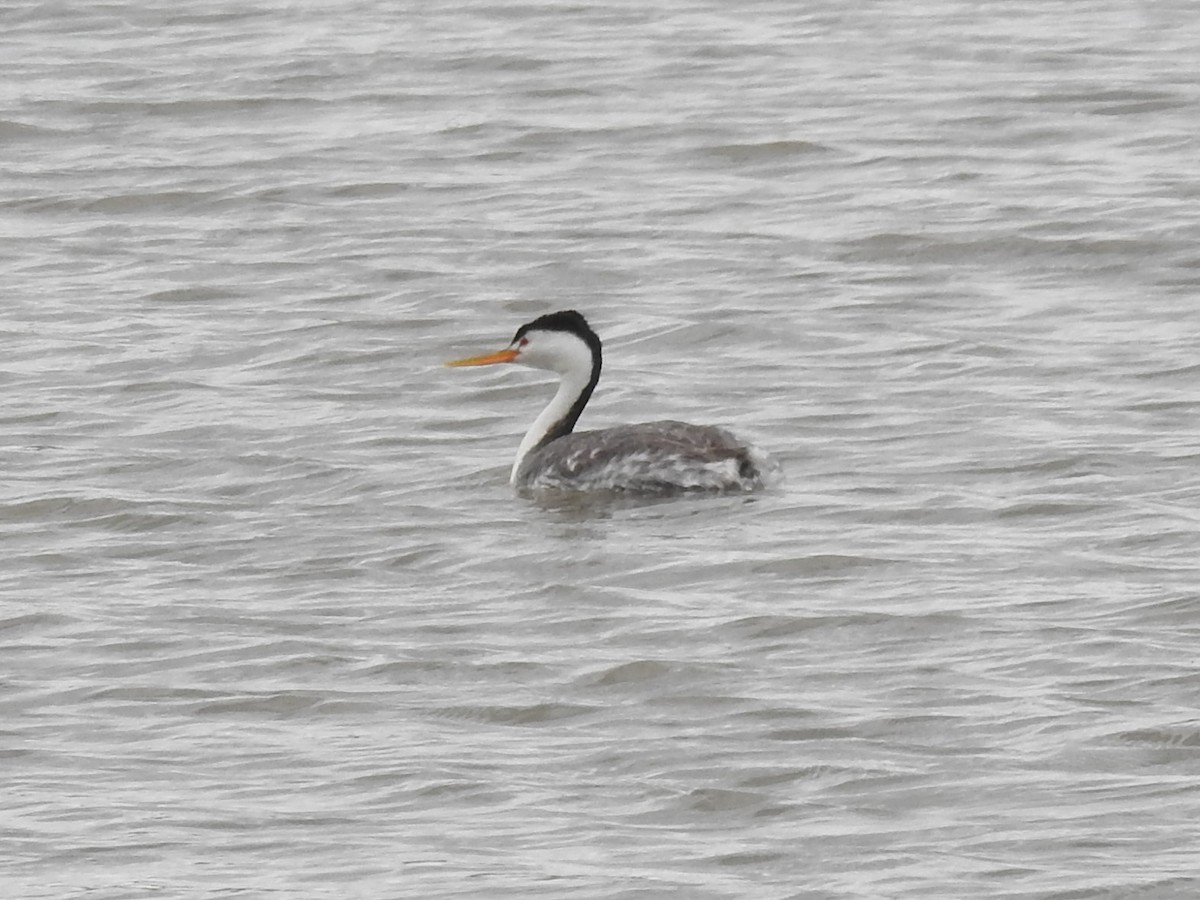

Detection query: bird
(445, 310), (780, 494)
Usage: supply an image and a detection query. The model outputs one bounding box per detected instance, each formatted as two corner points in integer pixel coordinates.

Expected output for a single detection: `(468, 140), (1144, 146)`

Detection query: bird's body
(516, 420), (771, 493)
(446, 311), (779, 495)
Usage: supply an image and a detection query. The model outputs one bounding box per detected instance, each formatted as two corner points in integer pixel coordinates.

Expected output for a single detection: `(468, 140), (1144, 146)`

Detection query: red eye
(518, 337), (529, 347)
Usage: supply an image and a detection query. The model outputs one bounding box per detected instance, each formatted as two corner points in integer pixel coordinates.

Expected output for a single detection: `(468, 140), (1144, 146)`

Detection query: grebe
(446, 310), (780, 494)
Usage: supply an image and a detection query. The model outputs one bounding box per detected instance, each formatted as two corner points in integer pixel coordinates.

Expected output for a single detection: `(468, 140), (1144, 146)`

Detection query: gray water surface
(4, 1), (1200, 898)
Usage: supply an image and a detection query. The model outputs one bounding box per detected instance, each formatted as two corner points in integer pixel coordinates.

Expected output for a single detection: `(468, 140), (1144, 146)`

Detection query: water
(4, 1), (1200, 897)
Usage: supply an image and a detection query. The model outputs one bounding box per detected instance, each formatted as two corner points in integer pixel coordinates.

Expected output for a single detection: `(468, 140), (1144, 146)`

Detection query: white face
(511, 328), (593, 375)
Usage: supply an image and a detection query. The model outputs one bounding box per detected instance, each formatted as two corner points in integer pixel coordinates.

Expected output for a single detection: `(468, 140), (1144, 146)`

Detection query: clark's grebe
(446, 310), (780, 494)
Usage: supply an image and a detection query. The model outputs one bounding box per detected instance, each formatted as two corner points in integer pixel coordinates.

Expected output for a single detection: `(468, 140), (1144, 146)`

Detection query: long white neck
(510, 366), (593, 483)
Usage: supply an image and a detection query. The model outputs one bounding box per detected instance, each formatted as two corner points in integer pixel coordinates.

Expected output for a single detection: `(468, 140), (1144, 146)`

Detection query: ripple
(6, 2), (1200, 897)
(434, 703), (601, 726)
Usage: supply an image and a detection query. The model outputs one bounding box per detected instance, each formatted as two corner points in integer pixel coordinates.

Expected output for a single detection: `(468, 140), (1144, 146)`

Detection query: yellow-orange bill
(444, 347), (519, 367)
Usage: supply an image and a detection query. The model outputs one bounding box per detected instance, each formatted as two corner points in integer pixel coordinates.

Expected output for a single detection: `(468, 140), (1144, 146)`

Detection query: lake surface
(4, 1), (1199, 897)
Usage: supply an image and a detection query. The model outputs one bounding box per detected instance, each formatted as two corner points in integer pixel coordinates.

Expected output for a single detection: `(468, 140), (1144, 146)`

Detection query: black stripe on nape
(514, 310), (603, 449)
